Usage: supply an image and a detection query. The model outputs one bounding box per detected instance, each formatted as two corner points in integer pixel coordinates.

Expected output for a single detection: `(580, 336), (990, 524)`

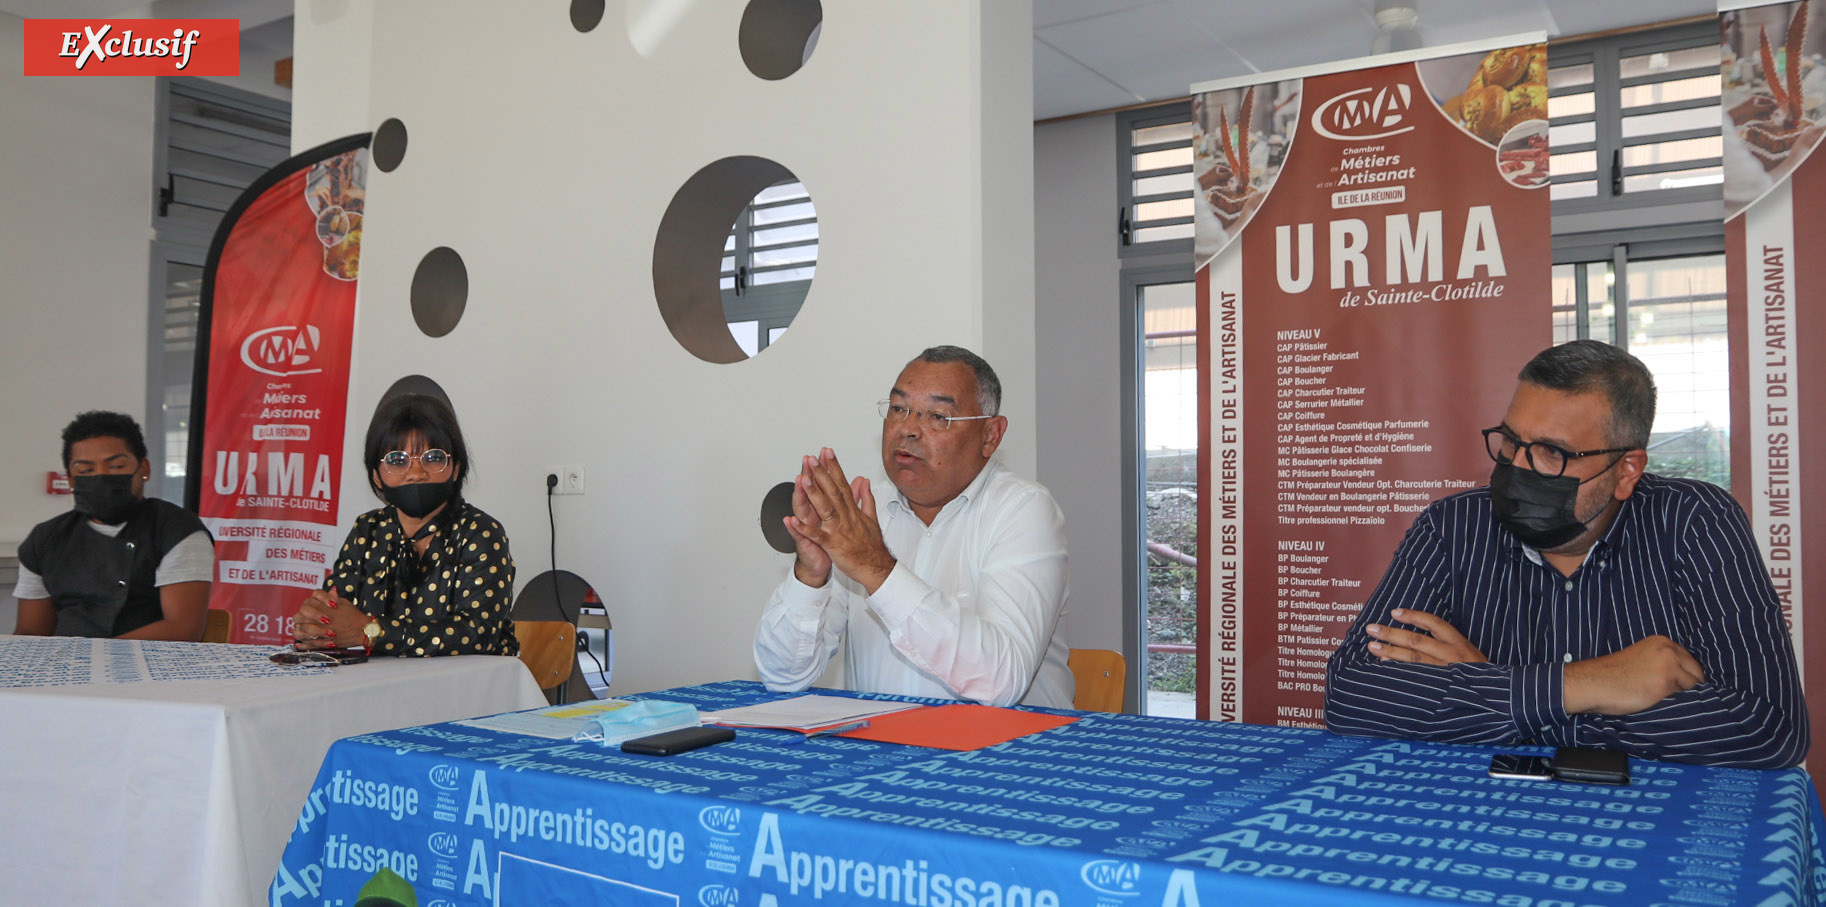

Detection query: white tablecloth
(0, 638), (546, 907)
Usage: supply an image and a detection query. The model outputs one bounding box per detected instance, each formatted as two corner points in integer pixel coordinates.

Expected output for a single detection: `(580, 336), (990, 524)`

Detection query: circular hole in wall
(739, 0), (822, 80)
(570, 0), (605, 32)
(514, 570), (613, 691)
(653, 157), (818, 363)
(411, 247), (468, 338)
(372, 118), (407, 172)
(760, 481), (796, 553)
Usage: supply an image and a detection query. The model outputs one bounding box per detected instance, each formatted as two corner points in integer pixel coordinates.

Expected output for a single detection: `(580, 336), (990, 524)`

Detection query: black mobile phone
(1487, 754), (1553, 780)
(621, 726), (736, 756)
(1551, 747), (1630, 785)
(269, 646), (370, 666)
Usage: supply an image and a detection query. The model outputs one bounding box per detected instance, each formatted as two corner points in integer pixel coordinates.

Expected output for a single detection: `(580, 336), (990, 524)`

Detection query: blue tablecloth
(271, 681), (1825, 906)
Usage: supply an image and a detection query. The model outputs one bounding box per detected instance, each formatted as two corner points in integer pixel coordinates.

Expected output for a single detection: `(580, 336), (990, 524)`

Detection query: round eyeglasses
(1482, 427), (1630, 478)
(879, 400), (994, 432)
(378, 449), (452, 477)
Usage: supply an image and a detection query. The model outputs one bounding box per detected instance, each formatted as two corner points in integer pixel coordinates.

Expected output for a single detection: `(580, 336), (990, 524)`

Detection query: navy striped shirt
(1324, 473), (1807, 769)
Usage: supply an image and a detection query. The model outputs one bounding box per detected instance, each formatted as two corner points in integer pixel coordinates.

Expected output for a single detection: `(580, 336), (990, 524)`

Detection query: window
(1548, 21), (1722, 205)
(148, 78), (291, 504)
(1550, 21), (1729, 487)
(1118, 104), (1196, 254)
(1138, 278), (1198, 718)
(721, 180), (817, 356)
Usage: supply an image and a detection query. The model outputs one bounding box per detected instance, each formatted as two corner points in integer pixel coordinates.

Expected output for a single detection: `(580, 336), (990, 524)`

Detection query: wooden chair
(514, 620), (576, 695)
(203, 609), (231, 643)
(1068, 648), (1126, 713)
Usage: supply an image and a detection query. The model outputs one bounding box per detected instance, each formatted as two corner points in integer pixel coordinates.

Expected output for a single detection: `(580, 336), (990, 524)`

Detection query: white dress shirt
(754, 460), (1074, 709)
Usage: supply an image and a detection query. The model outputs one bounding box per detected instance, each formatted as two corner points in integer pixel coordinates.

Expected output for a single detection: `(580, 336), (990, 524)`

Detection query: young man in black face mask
(1324, 341), (1806, 768)
(13, 411), (213, 640)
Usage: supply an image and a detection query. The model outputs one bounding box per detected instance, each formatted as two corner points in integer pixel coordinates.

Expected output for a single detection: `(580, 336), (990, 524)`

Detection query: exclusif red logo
(22, 19), (239, 76)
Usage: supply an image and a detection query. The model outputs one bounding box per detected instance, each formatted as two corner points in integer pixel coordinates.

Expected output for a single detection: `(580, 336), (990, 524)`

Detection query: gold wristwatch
(362, 618), (382, 649)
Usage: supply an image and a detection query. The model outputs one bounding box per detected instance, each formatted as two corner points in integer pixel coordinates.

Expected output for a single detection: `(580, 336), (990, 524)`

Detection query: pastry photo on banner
(1724, 0), (1826, 217)
(1417, 44), (1550, 190)
(1192, 80), (1301, 267)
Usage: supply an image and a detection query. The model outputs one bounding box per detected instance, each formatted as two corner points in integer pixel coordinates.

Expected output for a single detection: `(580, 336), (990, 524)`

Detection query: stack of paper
(701, 694), (922, 731)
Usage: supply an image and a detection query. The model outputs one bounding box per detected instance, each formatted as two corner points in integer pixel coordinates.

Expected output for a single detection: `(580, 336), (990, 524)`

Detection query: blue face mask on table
(574, 700), (700, 746)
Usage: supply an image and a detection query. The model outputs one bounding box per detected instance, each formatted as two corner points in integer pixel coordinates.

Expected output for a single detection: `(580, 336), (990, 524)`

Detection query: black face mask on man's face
(1488, 456), (1621, 551)
(71, 473), (143, 524)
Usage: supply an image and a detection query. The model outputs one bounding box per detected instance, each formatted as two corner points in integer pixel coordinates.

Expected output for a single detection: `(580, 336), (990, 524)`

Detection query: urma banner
(188, 134), (370, 644)
(1191, 39), (1553, 724)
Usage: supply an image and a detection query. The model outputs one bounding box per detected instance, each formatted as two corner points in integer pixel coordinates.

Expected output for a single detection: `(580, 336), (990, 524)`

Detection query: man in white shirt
(753, 346), (1073, 708)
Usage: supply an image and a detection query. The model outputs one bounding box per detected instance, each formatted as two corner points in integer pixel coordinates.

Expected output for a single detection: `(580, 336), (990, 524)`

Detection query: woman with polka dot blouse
(290, 394), (518, 657)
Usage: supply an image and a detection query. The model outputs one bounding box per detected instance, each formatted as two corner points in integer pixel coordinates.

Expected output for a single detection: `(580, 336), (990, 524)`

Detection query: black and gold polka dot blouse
(323, 499), (518, 657)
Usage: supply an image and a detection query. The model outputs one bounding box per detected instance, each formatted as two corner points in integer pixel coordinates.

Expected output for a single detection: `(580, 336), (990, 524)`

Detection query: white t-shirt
(754, 460), (1074, 709)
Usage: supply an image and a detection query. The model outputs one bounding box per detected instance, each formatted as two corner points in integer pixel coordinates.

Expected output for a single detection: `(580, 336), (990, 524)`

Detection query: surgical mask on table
(574, 700), (701, 746)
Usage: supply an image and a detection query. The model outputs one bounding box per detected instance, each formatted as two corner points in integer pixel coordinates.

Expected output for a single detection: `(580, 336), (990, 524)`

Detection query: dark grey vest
(18, 498), (209, 637)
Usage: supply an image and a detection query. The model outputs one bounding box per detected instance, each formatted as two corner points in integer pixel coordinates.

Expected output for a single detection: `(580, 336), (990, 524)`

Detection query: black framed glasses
(378, 449), (452, 477)
(878, 400), (994, 432)
(1482, 427), (1631, 478)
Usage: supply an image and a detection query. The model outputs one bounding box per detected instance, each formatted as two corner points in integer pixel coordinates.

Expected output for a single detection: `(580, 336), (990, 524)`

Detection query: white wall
(1033, 115), (1124, 655)
(0, 12), (157, 546)
(290, 1), (1036, 695)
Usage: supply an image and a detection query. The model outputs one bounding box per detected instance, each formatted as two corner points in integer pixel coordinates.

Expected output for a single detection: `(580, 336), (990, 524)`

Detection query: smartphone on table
(269, 646), (370, 666)
(1487, 754), (1553, 780)
(621, 726), (736, 756)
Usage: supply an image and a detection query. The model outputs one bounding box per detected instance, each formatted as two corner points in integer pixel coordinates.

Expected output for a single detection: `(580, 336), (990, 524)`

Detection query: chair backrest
(203, 609), (231, 643)
(1068, 648), (1126, 713)
(514, 620), (576, 692)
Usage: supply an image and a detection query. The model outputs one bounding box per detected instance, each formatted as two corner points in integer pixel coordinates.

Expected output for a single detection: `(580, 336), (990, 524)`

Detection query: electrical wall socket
(551, 465), (585, 495)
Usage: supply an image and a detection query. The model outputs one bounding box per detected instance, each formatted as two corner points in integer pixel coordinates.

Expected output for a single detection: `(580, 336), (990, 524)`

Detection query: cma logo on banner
(1080, 860), (1142, 897)
(427, 764), (462, 791)
(22, 19), (239, 76)
(1312, 84), (1416, 140)
(242, 325), (324, 377)
(699, 805), (743, 836)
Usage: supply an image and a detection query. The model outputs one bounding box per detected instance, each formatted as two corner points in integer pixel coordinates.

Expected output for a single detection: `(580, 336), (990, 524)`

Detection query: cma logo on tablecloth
(426, 831), (460, 860)
(698, 885), (739, 907)
(242, 325), (324, 377)
(427, 764), (462, 791)
(1080, 860), (1141, 897)
(699, 805), (743, 836)
(1311, 84), (1416, 141)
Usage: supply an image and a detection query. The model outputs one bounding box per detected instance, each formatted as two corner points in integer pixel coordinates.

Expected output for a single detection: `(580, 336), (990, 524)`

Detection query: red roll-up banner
(188, 135), (369, 644)
(1192, 40), (1553, 723)
(1722, 0), (1824, 774)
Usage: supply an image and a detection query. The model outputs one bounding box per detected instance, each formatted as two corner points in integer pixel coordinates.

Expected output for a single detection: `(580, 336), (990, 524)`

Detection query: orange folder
(836, 703), (1078, 750)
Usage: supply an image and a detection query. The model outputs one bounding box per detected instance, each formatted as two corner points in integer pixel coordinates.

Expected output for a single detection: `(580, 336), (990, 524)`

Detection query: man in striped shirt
(1325, 341), (1806, 768)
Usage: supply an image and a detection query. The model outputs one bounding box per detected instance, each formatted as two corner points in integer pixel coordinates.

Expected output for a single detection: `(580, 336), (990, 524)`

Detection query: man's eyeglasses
(879, 400), (994, 432)
(1482, 427), (1631, 478)
(378, 449), (452, 477)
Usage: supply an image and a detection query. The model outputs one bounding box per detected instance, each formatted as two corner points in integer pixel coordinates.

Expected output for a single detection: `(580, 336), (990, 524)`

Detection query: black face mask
(72, 473), (143, 524)
(382, 479), (455, 520)
(1489, 459), (1617, 550)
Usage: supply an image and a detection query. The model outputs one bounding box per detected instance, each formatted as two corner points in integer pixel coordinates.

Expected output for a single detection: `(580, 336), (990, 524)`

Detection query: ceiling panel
(1038, 2), (1242, 101)
(1034, 0), (1160, 30)
(1034, 38), (1146, 120)
(1037, 0), (1728, 119)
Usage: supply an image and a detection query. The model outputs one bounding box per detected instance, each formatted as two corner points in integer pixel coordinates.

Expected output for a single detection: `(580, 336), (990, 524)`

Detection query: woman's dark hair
(62, 411), (149, 468)
(363, 394), (469, 497)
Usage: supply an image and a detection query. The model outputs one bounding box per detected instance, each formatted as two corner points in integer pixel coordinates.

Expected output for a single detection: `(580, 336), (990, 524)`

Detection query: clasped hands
(292, 588), (371, 650)
(783, 448), (897, 595)
(1366, 608), (1704, 716)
